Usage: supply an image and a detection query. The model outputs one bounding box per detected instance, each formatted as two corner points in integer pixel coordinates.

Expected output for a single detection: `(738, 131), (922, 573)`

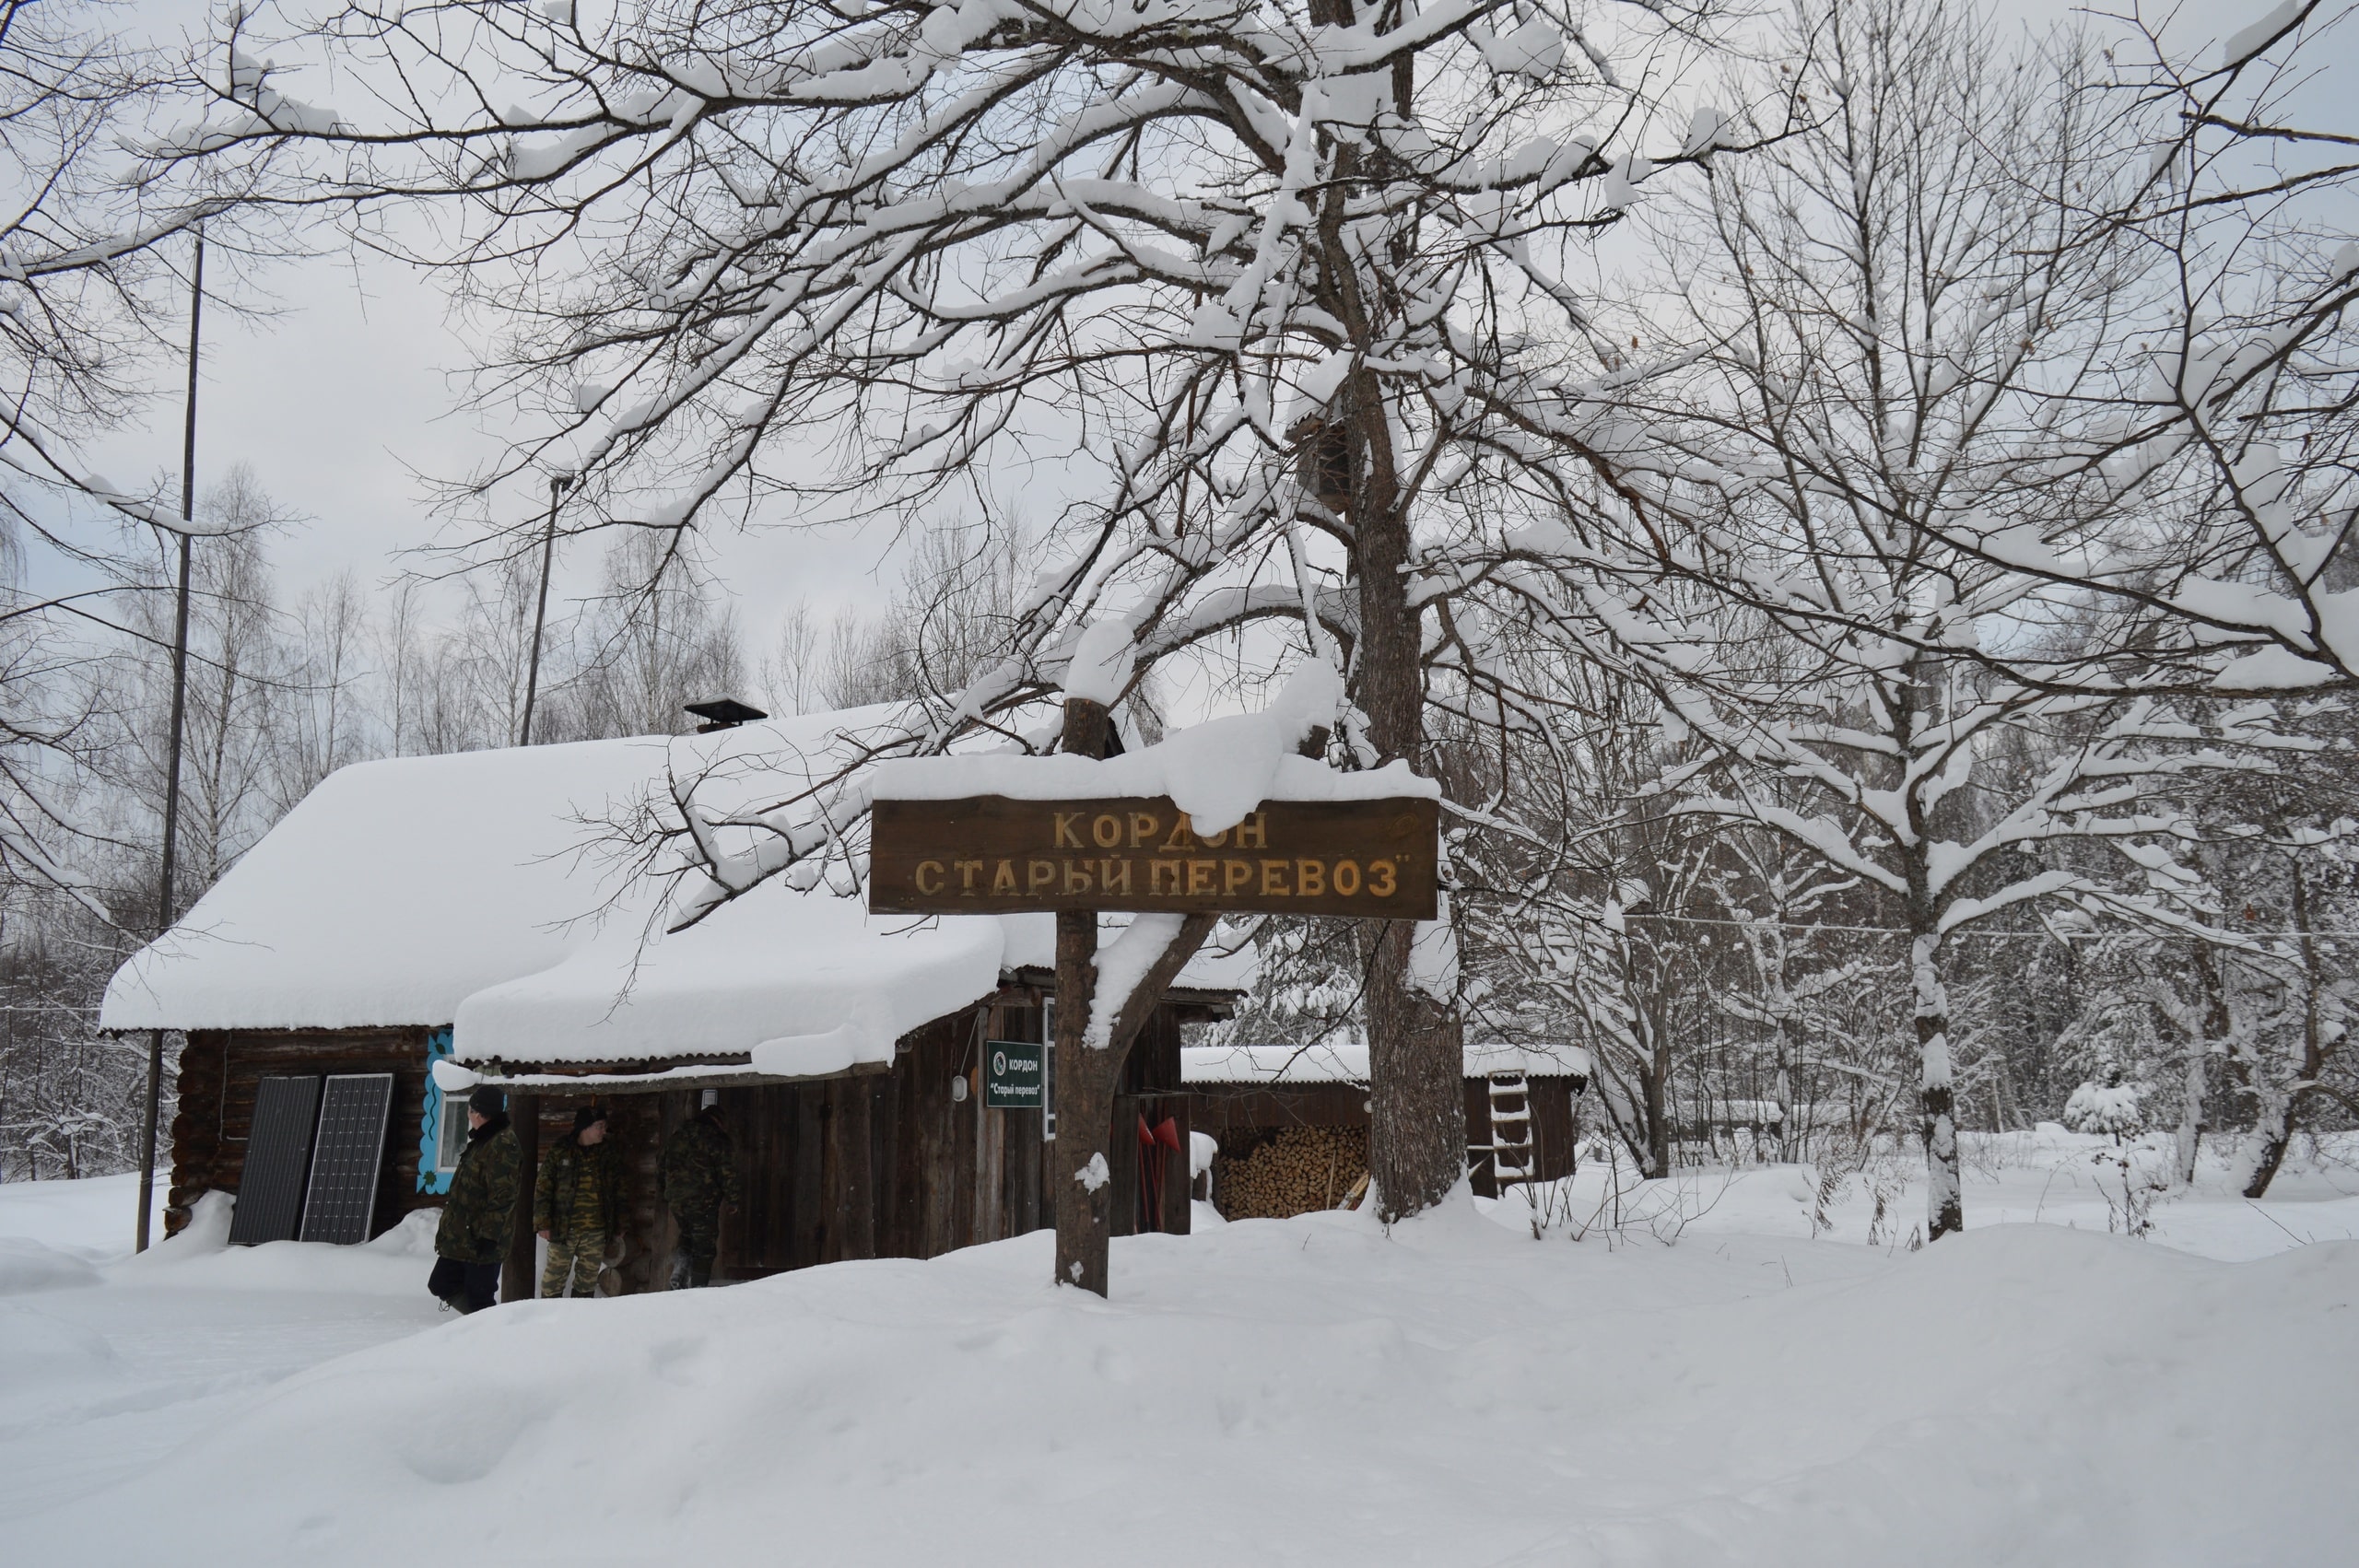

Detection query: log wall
(165, 993), (1213, 1278)
(166, 1027), (432, 1240)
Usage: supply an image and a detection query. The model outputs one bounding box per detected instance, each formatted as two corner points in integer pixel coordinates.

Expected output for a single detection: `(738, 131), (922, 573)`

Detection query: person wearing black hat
(534, 1106), (622, 1298)
(428, 1086), (522, 1313)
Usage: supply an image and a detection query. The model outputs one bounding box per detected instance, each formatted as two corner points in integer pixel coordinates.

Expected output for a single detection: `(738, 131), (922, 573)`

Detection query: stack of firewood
(1213, 1127), (1369, 1220)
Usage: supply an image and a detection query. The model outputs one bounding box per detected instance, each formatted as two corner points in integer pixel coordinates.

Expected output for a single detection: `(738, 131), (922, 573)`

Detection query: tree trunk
(1050, 898), (1108, 1291)
(1297, 43), (1462, 1221)
(1774, 1012), (1804, 1164)
(2242, 1088), (2294, 1199)
(1639, 992), (1672, 1179)
(1047, 696), (1217, 1293)
(2175, 947), (2229, 1187)
(1895, 656), (1962, 1244)
(2173, 1044), (2207, 1188)
(1910, 926), (1964, 1242)
(2244, 863), (2331, 1199)
(1344, 357), (1463, 1222)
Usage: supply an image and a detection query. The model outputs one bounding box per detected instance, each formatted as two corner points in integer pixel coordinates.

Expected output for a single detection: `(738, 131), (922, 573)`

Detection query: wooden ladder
(1487, 1071), (1533, 1186)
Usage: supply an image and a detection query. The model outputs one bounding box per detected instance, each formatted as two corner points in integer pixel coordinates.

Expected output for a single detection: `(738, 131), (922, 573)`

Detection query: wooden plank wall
(992, 1001), (1047, 1243)
(167, 1028), (431, 1240)
(1191, 1082), (1371, 1133)
(1466, 1077), (1497, 1198)
(710, 996), (1197, 1281)
(1193, 1073), (1587, 1200)
(717, 1010), (987, 1277)
(1467, 1076), (1581, 1197)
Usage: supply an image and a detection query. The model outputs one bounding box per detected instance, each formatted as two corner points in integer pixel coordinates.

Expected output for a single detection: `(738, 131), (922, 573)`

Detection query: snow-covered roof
(872, 659), (1435, 837)
(100, 708), (1251, 1071)
(1183, 1042), (1593, 1086)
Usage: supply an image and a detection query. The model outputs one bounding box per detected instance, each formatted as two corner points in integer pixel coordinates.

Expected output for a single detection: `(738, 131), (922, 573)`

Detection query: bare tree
(110, 465), (295, 902)
(171, 0), (1754, 1222)
(553, 530), (746, 740)
(1519, 0), (2323, 1238)
(757, 599), (823, 718)
(0, 2), (278, 911)
(264, 570), (368, 805)
(373, 577), (429, 755)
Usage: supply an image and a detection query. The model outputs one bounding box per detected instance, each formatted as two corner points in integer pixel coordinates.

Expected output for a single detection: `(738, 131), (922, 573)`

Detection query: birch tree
(0, 0), (222, 902)
(1519, 0), (2318, 1238)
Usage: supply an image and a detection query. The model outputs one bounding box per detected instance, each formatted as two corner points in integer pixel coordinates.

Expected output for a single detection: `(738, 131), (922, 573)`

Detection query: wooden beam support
(502, 1094), (537, 1304)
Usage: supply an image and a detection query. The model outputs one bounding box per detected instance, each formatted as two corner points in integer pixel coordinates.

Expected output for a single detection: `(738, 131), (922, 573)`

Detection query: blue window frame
(417, 1027), (457, 1194)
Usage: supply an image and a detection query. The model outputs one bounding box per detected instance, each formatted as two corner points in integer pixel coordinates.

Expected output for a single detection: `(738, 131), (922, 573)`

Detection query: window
(435, 1094), (471, 1175)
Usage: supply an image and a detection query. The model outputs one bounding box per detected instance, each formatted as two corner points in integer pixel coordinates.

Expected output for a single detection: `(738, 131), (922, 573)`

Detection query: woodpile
(1212, 1126), (1368, 1220)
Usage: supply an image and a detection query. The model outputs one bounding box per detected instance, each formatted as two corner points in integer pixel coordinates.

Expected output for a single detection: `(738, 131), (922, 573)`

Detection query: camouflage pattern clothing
(534, 1134), (623, 1242)
(661, 1111), (740, 1283)
(433, 1114), (522, 1265)
(534, 1133), (623, 1299)
(540, 1231), (606, 1298)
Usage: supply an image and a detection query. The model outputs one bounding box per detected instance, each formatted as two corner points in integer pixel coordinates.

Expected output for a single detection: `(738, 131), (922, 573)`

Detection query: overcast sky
(82, 0), (2351, 686)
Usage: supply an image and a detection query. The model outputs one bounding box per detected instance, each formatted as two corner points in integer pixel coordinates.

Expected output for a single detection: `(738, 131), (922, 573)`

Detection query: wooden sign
(982, 1039), (1044, 1110)
(869, 795), (1438, 919)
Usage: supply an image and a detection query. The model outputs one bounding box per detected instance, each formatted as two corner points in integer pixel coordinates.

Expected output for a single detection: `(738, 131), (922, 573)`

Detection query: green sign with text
(983, 1039), (1044, 1111)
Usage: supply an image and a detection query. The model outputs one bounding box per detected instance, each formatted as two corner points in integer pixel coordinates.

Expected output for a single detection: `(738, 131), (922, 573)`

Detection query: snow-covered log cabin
(100, 708), (1242, 1294)
(1187, 1042), (1590, 1217)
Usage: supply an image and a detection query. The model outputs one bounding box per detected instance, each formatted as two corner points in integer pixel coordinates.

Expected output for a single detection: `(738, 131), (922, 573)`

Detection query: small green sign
(984, 1039), (1044, 1110)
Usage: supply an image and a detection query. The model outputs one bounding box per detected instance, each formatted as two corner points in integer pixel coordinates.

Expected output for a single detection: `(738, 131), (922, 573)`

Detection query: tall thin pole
(518, 472), (569, 746)
(135, 229), (203, 1253)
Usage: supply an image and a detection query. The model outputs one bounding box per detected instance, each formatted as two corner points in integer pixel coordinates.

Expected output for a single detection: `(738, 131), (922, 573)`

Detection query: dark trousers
(669, 1208), (719, 1289)
(428, 1256), (502, 1313)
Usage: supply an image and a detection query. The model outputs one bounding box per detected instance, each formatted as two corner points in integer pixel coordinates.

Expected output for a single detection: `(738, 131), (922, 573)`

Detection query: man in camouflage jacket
(429, 1086), (522, 1313)
(661, 1095), (741, 1288)
(535, 1106), (623, 1298)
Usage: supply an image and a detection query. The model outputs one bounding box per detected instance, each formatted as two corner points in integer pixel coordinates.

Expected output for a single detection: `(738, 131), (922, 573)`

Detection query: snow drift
(13, 1199), (2353, 1566)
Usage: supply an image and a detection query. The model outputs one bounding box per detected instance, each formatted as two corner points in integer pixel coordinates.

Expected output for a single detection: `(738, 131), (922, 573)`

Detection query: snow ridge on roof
(1184, 1042), (1593, 1085)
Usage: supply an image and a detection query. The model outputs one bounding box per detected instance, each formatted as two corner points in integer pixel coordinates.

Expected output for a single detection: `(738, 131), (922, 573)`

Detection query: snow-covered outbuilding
(100, 708), (1240, 1290)
(1184, 1041), (1591, 1217)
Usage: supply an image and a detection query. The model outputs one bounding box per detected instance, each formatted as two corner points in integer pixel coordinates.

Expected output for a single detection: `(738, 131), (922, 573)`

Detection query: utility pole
(518, 471), (572, 746)
(135, 228), (203, 1253)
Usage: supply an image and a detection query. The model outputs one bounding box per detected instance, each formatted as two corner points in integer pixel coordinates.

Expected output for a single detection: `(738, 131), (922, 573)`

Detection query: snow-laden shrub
(2062, 1069), (2144, 1141)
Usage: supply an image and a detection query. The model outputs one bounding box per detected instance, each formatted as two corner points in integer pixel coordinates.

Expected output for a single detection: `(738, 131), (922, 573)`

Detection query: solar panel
(229, 1075), (323, 1246)
(299, 1073), (396, 1246)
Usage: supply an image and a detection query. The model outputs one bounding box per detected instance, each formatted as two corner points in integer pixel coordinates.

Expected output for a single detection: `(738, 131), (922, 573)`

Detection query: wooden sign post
(870, 703), (1440, 1294)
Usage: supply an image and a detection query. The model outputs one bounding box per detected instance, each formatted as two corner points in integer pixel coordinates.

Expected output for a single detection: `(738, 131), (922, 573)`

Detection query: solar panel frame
(229, 1074), (323, 1246)
(299, 1072), (396, 1246)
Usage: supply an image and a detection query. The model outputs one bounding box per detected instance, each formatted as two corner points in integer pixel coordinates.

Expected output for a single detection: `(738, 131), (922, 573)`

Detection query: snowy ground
(3, 1133), (2353, 1566)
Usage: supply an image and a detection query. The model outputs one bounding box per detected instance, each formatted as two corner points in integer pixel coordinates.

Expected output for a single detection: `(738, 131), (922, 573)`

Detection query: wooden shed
(102, 708), (1242, 1293)
(448, 961), (1234, 1287)
(1186, 1042), (1592, 1218)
